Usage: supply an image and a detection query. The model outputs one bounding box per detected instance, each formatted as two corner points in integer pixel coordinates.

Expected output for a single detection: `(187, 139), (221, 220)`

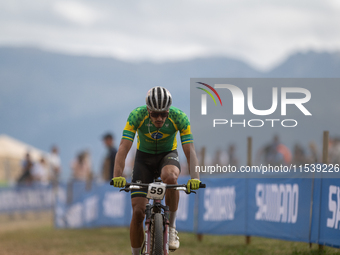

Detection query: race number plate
(147, 182), (166, 200)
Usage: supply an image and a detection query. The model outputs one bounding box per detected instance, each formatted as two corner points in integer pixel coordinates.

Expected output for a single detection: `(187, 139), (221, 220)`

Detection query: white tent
(0, 134), (48, 161)
(0, 134), (49, 184)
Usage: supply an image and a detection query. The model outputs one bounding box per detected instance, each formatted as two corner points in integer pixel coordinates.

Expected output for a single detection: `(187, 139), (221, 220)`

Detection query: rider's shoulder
(129, 105), (148, 115)
(127, 105), (148, 126)
(169, 106), (187, 117)
(168, 107), (190, 130)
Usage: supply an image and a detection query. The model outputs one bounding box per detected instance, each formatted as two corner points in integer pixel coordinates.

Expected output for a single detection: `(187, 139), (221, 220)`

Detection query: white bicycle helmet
(146, 86), (172, 111)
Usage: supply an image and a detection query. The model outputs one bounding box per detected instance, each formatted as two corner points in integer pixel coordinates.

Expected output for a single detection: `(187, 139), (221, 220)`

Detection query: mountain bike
(112, 179), (205, 255)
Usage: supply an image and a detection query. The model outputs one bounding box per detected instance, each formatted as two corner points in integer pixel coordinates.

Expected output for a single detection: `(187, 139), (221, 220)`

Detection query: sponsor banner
(176, 176), (195, 232)
(54, 178), (195, 230)
(247, 178), (313, 242)
(8, 178), (339, 248)
(96, 184), (132, 227)
(0, 184), (54, 213)
(62, 191), (99, 229)
(197, 178), (246, 235)
(54, 183), (131, 229)
(310, 178), (322, 243)
(311, 178), (340, 248)
(69, 181), (88, 202)
(54, 184), (67, 228)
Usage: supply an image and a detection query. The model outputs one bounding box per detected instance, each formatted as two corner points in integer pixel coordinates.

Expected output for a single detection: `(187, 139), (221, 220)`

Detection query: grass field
(1, 212), (340, 255)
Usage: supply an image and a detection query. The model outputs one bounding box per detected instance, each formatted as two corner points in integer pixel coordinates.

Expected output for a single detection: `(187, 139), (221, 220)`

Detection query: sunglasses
(150, 112), (169, 118)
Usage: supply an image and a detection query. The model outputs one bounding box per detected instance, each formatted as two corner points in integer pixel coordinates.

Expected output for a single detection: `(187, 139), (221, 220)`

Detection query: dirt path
(0, 211), (53, 232)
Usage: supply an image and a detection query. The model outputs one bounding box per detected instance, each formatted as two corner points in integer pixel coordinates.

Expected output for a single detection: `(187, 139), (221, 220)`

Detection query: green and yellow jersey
(122, 105), (193, 154)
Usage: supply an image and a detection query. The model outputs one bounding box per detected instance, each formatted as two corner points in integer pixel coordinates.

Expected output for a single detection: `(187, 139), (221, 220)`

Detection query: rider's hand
(111, 177), (126, 188)
(187, 179), (201, 193)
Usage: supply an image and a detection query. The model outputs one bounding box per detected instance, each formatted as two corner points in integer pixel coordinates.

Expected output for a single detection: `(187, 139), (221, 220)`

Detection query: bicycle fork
(144, 204), (152, 255)
(163, 209), (170, 255)
(143, 202), (170, 255)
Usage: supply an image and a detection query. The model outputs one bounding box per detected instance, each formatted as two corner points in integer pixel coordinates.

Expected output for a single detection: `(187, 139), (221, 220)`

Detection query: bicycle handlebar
(124, 182), (205, 189)
(110, 181), (206, 193)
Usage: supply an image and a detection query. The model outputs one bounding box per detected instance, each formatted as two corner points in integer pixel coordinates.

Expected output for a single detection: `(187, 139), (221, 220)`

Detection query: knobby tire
(152, 213), (164, 255)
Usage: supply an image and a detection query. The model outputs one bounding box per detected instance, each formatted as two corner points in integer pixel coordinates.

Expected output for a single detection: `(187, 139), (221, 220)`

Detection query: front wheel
(152, 213), (164, 255)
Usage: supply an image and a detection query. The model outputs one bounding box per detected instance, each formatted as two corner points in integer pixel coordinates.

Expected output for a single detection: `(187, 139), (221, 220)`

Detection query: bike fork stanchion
(144, 204), (152, 255)
(163, 206), (170, 255)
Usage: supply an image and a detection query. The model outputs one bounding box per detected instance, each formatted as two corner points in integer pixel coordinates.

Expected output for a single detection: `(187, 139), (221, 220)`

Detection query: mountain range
(0, 47), (339, 180)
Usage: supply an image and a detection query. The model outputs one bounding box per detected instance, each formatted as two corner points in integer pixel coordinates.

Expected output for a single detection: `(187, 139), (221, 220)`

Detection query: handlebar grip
(199, 183), (206, 188)
(109, 180), (131, 187)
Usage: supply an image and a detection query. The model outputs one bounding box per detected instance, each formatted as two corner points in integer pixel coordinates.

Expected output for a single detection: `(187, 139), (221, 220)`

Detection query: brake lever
(184, 190), (196, 194)
(119, 188), (130, 193)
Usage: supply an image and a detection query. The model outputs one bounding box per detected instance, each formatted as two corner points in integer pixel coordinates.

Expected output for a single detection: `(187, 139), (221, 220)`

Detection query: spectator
(17, 152), (34, 185)
(32, 157), (50, 185)
(212, 148), (229, 166)
(71, 151), (91, 181)
(292, 144), (309, 165)
(48, 145), (61, 183)
(257, 135), (292, 166)
(101, 133), (117, 181)
(228, 144), (239, 168)
(309, 142), (319, 163)
(329, 137), (340, 164)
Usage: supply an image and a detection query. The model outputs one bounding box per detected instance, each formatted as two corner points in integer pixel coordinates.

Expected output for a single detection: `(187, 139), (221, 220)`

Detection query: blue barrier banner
(197, 178), (246, 235)
(55, 183), (93, 229)
(316, 178), (340, 248)
(98, 184), (131, 227)
(176, 176), (195, 232)
(54, 178), (197, 230)
(0, 184), (54, 213)
(310, 178), (322, 243)
(54, 184), (67, 228)
(175, 191), (195, 232)
(247, 178), (313, 242)
(69, 181), (88, 202)
(54, 183), (131, 228)
(51, 177), (340, 250)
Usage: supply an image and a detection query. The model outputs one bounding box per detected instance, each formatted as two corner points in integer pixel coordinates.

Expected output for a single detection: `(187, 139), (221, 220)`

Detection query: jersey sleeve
(177, 111), (193, 145)
(122, 106), (146, 142)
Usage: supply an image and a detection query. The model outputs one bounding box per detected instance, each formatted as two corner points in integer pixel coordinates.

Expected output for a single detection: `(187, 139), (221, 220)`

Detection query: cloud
(0, 0), (340, 69)
(53, 1), (100, 26)
(327, 0), (340, 9)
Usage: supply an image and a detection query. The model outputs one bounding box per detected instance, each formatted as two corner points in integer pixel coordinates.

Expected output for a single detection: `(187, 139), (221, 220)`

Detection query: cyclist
(112, 86), (200, 255)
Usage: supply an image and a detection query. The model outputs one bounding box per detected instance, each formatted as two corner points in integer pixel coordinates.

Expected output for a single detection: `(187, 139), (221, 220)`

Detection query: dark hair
(102, 133), (113, 140)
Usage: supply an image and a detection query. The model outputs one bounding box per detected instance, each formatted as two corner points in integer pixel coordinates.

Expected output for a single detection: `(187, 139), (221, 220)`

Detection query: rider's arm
(175, 108), (199, 180)
(182, 142), (200, 179)
(113, 139), (133, 178)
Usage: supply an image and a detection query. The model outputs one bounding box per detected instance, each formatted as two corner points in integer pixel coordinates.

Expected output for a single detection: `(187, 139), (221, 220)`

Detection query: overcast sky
(1, 0), (340, 70)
